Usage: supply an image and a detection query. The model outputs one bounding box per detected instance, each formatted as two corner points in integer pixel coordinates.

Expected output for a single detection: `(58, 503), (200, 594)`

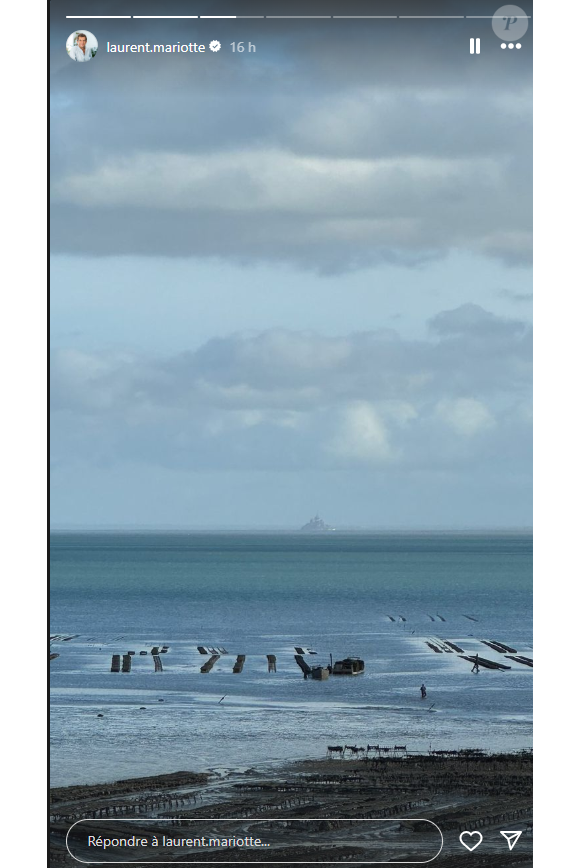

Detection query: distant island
(300, 515), (335, 532)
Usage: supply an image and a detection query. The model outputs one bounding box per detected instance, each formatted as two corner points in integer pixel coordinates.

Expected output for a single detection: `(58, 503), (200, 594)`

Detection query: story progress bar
(65, 15), (532, 20)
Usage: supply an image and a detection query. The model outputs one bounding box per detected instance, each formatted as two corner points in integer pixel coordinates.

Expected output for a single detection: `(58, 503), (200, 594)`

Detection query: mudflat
(50, 753), (532, 866)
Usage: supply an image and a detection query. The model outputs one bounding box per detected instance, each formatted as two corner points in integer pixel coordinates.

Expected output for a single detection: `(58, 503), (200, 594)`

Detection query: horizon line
(49, 524), (533, 533)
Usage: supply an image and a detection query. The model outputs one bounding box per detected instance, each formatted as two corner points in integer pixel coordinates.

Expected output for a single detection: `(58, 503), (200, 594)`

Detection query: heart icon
(459, 831), (483, 852)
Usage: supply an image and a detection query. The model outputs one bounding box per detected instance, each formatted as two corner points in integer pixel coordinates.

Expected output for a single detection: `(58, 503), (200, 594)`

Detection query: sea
(50, 532), (532, 787)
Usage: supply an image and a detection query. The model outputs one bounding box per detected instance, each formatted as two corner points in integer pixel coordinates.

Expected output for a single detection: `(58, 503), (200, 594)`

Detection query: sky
(50, 1), (533, 529)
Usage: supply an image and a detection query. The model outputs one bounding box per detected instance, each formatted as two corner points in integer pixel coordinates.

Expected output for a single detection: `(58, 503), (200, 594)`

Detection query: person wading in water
(471, 654), (480, 673)
(420, 683), (427, 699)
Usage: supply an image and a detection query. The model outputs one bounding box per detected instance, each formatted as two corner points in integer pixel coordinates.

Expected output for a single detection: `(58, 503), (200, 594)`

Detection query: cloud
(435, 398), (495, 437)
(51, 146), (531, 270)
(55, 151), (490, 213)
(50, 305), (531, 472)
(499, 288), (533, 304)
(50, 10), (532, 271)
(328, 402), (396, 464)
(428, 302), (527, 338)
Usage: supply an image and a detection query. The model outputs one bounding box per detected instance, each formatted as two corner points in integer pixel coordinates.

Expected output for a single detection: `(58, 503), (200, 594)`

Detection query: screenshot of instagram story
(50, 1), (532, 865)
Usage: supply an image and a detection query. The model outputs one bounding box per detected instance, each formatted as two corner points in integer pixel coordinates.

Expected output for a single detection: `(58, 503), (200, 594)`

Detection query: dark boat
(332, 657), (365, 675)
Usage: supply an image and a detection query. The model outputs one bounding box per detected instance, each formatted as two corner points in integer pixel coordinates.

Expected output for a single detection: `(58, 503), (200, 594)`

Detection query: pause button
(470, 38), (481, 54)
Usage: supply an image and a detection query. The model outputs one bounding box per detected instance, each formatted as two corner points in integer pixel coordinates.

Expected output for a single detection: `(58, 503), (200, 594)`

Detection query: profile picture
(66, 30), (98, 63)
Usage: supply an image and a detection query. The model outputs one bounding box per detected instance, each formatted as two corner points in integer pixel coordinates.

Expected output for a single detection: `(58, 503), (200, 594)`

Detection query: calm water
(50, 532), (532, 786)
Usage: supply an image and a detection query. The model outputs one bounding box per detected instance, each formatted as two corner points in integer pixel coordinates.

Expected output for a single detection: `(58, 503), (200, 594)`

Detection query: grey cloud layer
(51, 15), (532, 270)
(51, 304), (531, 473)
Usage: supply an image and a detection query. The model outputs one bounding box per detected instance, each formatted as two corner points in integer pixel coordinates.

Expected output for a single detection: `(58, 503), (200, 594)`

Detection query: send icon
(500, 831), (523, 851)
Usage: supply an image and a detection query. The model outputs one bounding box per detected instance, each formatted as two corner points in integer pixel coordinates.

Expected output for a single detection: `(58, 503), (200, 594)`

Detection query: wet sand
(50, 752), (532, 866)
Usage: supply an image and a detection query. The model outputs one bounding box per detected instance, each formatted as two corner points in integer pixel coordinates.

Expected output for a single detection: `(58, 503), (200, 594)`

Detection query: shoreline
(51, 750), (532, 866)
(50, 745), (532, 793)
